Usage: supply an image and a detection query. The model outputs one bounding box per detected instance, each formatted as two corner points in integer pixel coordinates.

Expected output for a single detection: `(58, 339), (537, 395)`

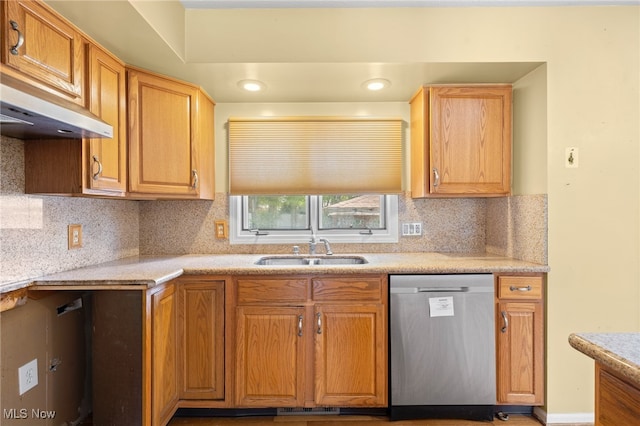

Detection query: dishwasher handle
(417, 287), (469, 293)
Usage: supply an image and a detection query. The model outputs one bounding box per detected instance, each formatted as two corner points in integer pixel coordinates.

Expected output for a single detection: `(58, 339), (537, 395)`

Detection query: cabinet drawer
(498, 276), (543, 300)
(236, 278), (308, 304)
(312, 277), (383, 302)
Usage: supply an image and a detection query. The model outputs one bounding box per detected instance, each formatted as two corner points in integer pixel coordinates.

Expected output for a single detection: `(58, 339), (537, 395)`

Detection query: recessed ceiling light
(238, 79), (266, 92)
(362, 78), (391, 91)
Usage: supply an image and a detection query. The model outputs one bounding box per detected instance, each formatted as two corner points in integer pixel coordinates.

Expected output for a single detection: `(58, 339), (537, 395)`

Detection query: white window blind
(228, 117), (403, 195)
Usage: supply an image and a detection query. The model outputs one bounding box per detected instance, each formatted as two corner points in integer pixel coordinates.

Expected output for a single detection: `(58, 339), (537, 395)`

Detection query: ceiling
(43, 0), (633, 103)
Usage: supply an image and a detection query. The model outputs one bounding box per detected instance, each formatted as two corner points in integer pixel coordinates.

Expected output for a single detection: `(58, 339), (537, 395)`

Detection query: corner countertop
(1, 252), (549, 295)
(569, 332), (640, 388)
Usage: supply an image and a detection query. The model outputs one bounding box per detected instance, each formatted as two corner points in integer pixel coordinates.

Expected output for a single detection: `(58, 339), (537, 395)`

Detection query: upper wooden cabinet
(1, 0), (84, 104)
(127, 66), (215, 200)
(24, 42), (127, 197)
(410, 85), (512, 198)
(85, 43), (127, 194)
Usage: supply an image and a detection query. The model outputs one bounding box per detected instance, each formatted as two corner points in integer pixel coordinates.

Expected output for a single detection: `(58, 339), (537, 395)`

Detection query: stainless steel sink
(255, 255), (368, 266)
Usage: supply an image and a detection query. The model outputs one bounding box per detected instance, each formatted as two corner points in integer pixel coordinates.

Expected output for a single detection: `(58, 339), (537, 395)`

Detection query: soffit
(43, 0), (557, 102)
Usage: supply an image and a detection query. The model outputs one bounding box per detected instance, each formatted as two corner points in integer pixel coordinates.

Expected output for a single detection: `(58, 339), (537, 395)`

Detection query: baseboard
(533, 407), (595, 425)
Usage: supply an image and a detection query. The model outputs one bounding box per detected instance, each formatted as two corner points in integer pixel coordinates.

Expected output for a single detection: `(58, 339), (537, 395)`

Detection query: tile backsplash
(138, 195), (488, 255)
(1, 137), (139, 284)
(1, 135), (546, 285)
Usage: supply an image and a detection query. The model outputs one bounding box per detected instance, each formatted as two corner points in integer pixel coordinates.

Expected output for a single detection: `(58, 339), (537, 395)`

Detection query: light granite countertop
(569, 332), (640, 388)
(0, 252), (549, 294)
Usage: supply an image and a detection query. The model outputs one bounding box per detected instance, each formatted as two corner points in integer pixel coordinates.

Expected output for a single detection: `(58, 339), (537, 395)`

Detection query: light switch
(565, 147), (579, 168)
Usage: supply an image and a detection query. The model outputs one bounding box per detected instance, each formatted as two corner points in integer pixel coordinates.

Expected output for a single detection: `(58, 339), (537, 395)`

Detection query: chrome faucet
(309, 227), (333, 255)
(319, 238), (333, 255)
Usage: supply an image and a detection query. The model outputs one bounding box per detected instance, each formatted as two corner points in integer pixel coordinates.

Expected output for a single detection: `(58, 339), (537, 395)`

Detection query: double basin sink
(255, 255), (368, 266)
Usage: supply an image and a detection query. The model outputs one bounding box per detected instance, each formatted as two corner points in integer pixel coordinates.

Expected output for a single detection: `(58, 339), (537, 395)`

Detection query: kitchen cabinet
(127, 66), (215, 200)
(410, 85), (512, 198)
(1, 0), (84, 104)
(234, 275), (387, 408)
(24, 42), (127, 196)
(177, 277), (225, 401)
(93, 282), (179, 426)
(495, 274), (544, 405)
(85, 43), (127, 193)
(236, 304), (307, 407)
(595, 363), (640, 426)
(150, 282), (180, 426)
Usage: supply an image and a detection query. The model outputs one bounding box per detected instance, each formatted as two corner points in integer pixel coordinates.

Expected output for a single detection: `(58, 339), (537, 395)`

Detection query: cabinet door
(314, 304), (387, 407)
(2, 0), (84, 104)
(128, 68), (199, 197)
(595, 364), (640, 426)
(86, 43), (126, 193)
(235, 306), (306, 407)
(178, 279), (225, 400)
(496, 300), (544, 405)
(150, 283), (179, 426)
(430, 85), (511, 196)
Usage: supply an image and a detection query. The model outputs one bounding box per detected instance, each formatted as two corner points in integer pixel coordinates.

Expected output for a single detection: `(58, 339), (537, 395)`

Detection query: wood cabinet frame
(410, 85), (512, 198)
(495, 273), (545, 405)
(233, 274), (388, 409)
(1, 0), (85, 104)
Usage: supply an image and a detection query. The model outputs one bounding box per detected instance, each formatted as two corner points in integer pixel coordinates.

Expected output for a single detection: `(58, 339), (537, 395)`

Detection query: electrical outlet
(68, 224), (82, 249)
(214, 220), (228, 239)
(402, 222), (423, 236)
(18, 359), (38, 395)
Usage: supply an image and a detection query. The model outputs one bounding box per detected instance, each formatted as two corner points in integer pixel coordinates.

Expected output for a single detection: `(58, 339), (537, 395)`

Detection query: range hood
(0, 75), (113, 140)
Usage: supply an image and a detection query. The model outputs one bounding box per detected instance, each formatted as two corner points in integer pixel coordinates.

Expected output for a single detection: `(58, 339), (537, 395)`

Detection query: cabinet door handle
(433, 168), (440, 187)
(501, 311), (509, 333)
(191, 169), (199, 190)
(509, 285), (532, 292)
(316, 312), (322, 334)
(9, 21), (24, 55)
(297, 315), (303, 337)
(92, 155), (103, 181)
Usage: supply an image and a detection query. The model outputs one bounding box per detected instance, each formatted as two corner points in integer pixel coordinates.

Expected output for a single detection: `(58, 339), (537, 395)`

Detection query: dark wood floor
(168, 414), (544, 425)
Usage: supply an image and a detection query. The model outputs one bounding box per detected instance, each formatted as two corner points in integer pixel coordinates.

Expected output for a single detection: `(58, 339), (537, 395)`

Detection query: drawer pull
(9, 21), (24, 55)
(510, 285), (532, 292)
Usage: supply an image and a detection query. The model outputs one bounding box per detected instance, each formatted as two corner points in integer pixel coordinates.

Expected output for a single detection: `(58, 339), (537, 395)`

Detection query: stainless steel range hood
(0, 75), (113, 140)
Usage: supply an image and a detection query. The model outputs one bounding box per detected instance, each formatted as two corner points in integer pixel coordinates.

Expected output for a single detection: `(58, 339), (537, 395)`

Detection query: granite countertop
(569, 332), (640, 388)
(0, 252), (549, 294)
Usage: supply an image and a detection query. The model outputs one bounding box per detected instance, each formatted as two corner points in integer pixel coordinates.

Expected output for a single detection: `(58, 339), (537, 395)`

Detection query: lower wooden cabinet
(235, 305), (306, 407)
(495, 274), (545, 405)
(150, 282), (180, 426)
(177, 277), (225, 400)
(92, 277), (227, 426)
(234, 275), (388, 408)
(314, 304), (386, 406)
(595, 363), (640, 426)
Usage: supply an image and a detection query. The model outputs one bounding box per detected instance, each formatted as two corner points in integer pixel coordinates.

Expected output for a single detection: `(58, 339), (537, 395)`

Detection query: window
(230, 194), (398, 244)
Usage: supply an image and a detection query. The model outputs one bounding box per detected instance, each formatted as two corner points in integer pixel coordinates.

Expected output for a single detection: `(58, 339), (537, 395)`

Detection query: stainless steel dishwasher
(389, 274), (496, 421)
